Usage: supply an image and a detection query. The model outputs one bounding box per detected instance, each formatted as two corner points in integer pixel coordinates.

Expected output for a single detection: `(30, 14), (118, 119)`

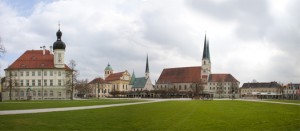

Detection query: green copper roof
(132, 77), (147, 88)
(105, 63), (113, 70)
(130, 71), (136, 85)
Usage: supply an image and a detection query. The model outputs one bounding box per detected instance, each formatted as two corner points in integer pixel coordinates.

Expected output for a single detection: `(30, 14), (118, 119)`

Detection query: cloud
(0, 0), (299, 85)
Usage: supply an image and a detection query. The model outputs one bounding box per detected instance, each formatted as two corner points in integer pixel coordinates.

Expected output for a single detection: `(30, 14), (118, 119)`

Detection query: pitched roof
(209, 74), (239, 83)
(156, 66), (202, 84)
(105, 71), (125, 81)
(89, 77), (108, 84)
(132, 77), (147, 88)
(241, 82), (281, 88)
(5, 50), (71, 70)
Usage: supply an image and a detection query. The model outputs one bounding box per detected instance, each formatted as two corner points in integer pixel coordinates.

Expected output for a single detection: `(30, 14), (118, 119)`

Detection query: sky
(0, 0), (299, 85)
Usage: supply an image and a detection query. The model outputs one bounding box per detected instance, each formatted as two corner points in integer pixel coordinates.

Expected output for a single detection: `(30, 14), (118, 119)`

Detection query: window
(26, 71), (29, 76)
(179, 85), (181, 90)
(38, 90), (41, 96)
(38, 80), (41, 86)
(14, 72), (18, 76)
(20, 72), (24, 76)
(58, 71), (61, 76)
(44, 90), (48, 96)
(58, 91), (62, 97)
(32, 80), (35, 86)
(50, 71), (53, 76)
(33, 90), (36, 96)
(26, 80), (30, 86)
(58, 80), (62, 86)
(44, 80), (47, 86)
(20, 80), (24, 86)
(50, 90), (54, 96)
(20, 91), (24, 97)
(38, 71), (41, 76)
(184, 85), (187, 90)
(50, 80), (53, 86)
(44, 71), (47, 76)
(32, 71), (35, 76)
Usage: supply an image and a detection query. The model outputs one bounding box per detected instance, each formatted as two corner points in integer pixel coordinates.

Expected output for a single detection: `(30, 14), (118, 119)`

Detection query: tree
(75, 79), (91, 98)
(4, 71), (19, 100)
(191, 79), (205, 99)
(66, 59), (78, 100)
(216, 79), (225, 98)
(0, 36), (6, 102)
(229, 82), (239, 100)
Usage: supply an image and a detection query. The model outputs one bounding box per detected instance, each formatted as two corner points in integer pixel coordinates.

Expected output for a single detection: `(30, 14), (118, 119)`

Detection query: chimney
(43, 45), (45, 55)
(50, 46), (53, 54)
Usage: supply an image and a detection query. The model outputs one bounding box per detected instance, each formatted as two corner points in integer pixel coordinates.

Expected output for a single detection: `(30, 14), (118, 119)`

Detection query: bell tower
(53, 25), (66, 68)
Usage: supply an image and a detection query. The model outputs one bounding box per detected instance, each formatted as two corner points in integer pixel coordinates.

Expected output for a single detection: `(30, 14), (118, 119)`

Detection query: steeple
(53, 24), (66, 68)
(201, 33), (211, 81)
(145, 54), (150, 79)
(130, 70), (136, 85)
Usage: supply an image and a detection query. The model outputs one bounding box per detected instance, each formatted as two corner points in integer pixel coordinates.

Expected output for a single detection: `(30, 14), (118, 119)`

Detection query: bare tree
(191, 79), (205, 99)
(4, 71), (19, 100)
(75, 79), (91, 98)
(216, 79), (225, 98)
(229, 82), (239, 100)
(66, 59), (78, 100)
(0, 36), (6, 101)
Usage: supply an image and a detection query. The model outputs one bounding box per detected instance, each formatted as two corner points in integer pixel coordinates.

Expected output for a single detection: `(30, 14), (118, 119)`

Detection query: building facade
(240, 82), (282, 99)
(2, 28), (72, 100)
(89, 64), (131, 98)
(155, 34), (239, 98)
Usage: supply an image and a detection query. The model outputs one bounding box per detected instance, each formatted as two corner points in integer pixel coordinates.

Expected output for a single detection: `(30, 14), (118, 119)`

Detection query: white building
(2, 28), (72, 100)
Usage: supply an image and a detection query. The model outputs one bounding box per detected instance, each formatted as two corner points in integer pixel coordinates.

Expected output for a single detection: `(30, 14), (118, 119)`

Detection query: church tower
(53, 26), (66, 68)
(201, 34), (211, 81)
(104, 63), (113, 79)
(145, 54), (150, 79)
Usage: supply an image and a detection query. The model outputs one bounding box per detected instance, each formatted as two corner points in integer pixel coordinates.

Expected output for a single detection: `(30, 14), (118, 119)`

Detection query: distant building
(156, 34), (239, 98)
(240, 81), (282, 99)
(89, 64), (131, 98)
(283, 83), (300, 100)
(129, 55), (154, 97)
(2, 28), (72, 100)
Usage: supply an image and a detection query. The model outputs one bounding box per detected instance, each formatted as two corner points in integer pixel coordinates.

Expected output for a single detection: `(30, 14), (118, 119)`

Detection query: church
(156, 34), (240, 98)
(2, 28), (73, 100)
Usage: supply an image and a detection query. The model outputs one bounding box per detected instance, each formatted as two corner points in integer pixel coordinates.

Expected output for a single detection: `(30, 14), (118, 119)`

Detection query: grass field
(0, 100), (299, 130)
(0, 99), (145, 110)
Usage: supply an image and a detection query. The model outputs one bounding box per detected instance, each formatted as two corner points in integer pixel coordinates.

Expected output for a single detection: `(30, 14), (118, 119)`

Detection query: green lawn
(0, 99), (145, 110)
(0, 100), (299, 130)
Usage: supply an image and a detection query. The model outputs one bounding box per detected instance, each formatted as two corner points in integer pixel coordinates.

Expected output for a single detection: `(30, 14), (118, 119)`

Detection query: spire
(145, 54), (149, 73)
(130, 70), (136, 85)
(202, 34), (208, 60)
(207, 39), (210, 61)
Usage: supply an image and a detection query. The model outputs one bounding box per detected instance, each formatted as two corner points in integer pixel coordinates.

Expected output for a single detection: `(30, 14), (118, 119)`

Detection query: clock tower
(53, 27), (66, 68)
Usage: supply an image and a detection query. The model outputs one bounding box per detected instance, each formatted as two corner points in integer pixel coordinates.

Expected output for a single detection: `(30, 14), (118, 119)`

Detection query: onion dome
(105, 63), (113, 70)
(53, 29), (66, 50)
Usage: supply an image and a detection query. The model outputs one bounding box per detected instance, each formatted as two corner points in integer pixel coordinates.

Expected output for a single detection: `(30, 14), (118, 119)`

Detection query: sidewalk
(237, 99), (300, 106)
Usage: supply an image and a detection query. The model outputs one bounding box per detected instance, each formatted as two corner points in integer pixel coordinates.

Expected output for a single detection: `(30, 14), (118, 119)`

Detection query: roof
(156, 66), (202, 84)
(105, 71), (125, 81)
(132, 77), (147, 88)
(208, 74), (239, 83)
(5, 50), (71, 70)
(89, 77), (108, 84)
(129, 71), (136, 85)
(241, 82), (281, 88)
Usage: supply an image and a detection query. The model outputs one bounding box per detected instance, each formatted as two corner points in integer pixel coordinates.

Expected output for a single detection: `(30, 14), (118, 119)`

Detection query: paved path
(237, 99), (300, 106)
(0, 99), (167, 115)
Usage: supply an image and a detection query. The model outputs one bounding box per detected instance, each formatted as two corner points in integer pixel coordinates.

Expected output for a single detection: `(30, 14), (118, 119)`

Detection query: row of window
(14, 90), (62, 97)
(19, 79), (63, 87)
(10, 71), (63, 77)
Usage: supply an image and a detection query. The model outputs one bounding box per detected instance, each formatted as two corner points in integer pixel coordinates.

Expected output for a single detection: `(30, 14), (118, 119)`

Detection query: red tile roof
(89, 77), (108, 84)
(209, 74), (239, 83)
(5, 50), (71, 70)
(156, 66), (202, 84)
(105, 71), (125, 81)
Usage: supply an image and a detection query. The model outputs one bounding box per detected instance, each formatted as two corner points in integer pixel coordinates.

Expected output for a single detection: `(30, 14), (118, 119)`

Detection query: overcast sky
(0, 0), (299, 85)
